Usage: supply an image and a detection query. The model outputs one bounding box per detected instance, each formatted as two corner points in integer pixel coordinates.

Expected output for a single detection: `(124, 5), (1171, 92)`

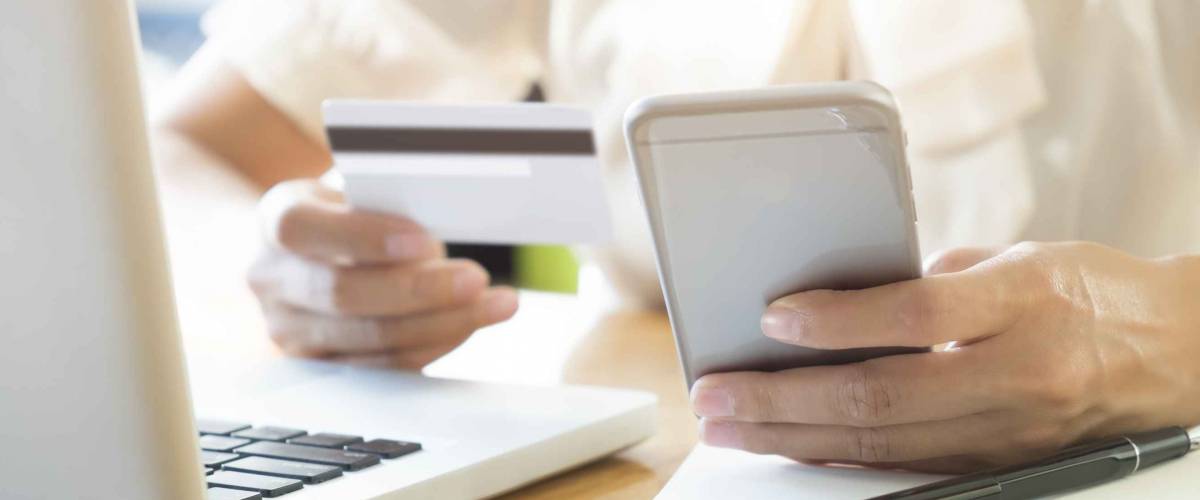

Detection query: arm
(155, 45), (330, 191)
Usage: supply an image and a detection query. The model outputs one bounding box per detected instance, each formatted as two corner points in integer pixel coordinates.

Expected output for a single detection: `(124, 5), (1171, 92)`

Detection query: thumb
(922, 246), (1007, 276)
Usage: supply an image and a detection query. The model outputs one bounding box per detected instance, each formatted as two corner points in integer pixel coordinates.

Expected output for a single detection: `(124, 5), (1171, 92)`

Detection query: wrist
(1159, 254), (1200, 283)
(1158, 254), (1200, 345)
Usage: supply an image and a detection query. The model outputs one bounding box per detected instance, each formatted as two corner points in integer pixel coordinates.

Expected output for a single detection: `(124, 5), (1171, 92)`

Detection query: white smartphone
(624, 82), (924, 387)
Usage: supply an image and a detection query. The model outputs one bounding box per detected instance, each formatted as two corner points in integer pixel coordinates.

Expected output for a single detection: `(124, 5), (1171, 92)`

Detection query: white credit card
(324, 100), (612, 245)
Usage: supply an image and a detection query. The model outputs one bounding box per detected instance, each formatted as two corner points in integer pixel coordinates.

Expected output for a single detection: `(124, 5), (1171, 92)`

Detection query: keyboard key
(232, 426), (307, 442)
(347, 439), (422, 459)
(287, 433), (363, 448)
(197, 418), (252, 436)
(200, 435), (253, 452)
(207, 487), (263, 500)
(237, 441), (380, 471)
(223, 456), (342, 484)
(201, 451), (241, 468)
(208, 471), (302, 498)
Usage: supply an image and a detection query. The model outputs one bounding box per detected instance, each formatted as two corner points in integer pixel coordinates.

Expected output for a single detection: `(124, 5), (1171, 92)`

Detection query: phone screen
(639, 104), (922, 382)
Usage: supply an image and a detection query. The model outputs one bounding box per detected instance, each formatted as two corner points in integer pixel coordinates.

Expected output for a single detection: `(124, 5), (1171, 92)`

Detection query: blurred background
(136, 0), (581, 294)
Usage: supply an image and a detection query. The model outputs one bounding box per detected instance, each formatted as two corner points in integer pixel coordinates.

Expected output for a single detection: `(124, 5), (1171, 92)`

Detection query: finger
(261, 180), (444, 264)
(760, 260), (1025, 349)
(276, 257), (491, 316)
(332, 345), (459, 371)
(923, 246), (1005, 275)
(699, 414), (998, 464)
(691, 349), (1000, 426)
(266, 287), (518, 356)
(802, 455), (995, 474)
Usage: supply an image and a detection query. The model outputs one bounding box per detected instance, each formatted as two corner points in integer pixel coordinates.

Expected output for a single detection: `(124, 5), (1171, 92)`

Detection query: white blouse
(203, 0), (1199, 305)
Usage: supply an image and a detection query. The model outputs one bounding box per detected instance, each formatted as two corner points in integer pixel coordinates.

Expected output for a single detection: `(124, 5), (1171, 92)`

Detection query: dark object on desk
(871, 426), (1197, 499)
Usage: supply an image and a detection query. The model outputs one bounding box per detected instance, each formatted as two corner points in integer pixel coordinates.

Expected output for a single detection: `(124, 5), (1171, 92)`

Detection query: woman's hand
(690, 241), (1200, 473)
(247, 179), (519, 369)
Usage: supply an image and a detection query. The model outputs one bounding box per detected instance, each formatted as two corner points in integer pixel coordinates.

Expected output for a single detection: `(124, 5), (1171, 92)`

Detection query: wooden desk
(502, 310), (697, 499)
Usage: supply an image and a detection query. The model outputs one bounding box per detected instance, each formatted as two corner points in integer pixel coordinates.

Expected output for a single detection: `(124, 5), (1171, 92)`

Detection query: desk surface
(496, 310), (695, 499)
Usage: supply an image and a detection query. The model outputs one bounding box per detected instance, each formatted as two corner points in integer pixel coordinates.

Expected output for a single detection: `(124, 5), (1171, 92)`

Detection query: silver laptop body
(0, 1), (205, 498)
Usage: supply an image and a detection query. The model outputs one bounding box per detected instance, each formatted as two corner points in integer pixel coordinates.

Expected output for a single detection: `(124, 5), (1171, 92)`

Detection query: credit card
(324, 100), (612, 245)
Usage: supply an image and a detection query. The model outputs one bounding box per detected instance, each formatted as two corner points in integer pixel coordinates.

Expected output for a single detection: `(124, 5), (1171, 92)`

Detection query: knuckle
(271, 202), (310, 252)
(425, 267), (458, 302)
(747, 375), (788, 421)
(833, 365), (897, 426)
(846, 427), (893, 463)
(735, 426), (774, 455)
(324, 315), (385, 351)
(402, 268), (441, 304)
(1009, 240), (1049, 258)
(925, 248), (979, 274)
(1008, 242), (1059, 289)
(410, 262), (481, 305)
(346, 219), (391, 259)
(1016, 364), (1086, 416)
(323, 267), (361, 314)
(896, 284), (942, 338)
(346, 316), (385, 344)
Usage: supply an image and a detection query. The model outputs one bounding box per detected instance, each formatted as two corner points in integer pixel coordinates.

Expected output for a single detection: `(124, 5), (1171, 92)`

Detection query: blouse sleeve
(849, 0), (1045, 154)
(201, 0), (547, 142)
(848, 0), (1047, 253)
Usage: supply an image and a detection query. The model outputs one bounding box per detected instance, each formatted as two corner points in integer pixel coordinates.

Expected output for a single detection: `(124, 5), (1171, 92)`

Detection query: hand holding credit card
(323, 100), (613, 245)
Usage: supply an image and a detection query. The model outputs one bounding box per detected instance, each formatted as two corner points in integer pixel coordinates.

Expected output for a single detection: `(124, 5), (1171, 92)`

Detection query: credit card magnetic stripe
(327, 127), (595, 155)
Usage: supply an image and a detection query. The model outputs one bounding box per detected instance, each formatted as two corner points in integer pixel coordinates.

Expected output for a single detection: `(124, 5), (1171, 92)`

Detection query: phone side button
(910, 192), (918, 222)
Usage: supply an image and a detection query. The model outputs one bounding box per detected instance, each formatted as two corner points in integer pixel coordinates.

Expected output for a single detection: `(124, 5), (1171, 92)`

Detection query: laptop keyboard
(197, 418), (422, 499)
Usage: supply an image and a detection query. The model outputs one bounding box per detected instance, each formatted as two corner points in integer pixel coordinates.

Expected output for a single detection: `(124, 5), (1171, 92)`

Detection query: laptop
(0, 2), (654, 499)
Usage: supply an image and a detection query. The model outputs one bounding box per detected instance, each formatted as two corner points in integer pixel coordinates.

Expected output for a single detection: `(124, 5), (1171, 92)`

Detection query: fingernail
(761, 304), (800, 341)
(386, 233), (427, 259)
(700, 419), (742, 449)
(691, 384), (734, 417)
(452, 266), (488, 301)
(483, 289), (518, 322)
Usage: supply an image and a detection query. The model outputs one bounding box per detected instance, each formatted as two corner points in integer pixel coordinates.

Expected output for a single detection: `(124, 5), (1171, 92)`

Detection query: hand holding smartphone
(624, 82), (924, 387)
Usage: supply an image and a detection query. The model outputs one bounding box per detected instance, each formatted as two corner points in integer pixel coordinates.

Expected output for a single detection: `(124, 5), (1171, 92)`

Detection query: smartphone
(624, 82), (924, 387)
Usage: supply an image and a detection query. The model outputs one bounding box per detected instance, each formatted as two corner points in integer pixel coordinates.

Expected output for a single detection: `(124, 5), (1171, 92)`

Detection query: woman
(158, 0), (1200, 472)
